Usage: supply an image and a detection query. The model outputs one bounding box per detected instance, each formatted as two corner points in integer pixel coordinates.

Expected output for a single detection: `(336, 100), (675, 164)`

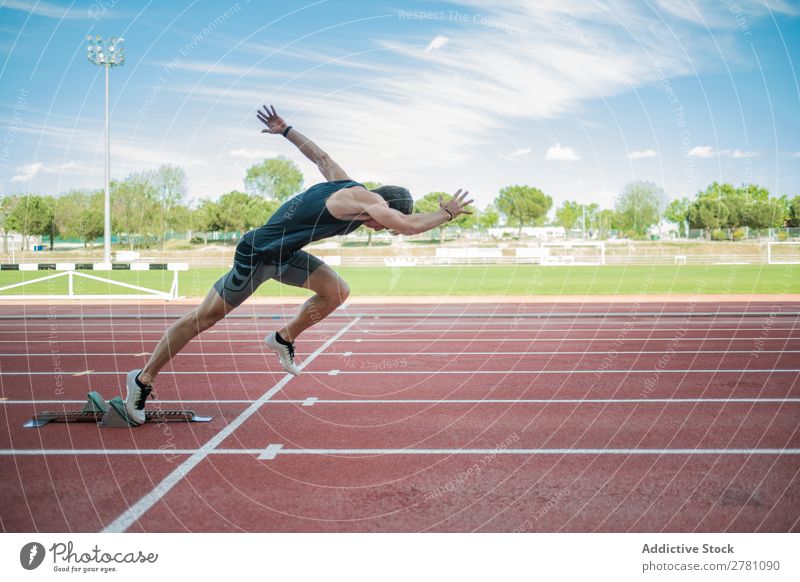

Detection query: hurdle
(0, 262), (188, 300)
(23, 391), (212, 428)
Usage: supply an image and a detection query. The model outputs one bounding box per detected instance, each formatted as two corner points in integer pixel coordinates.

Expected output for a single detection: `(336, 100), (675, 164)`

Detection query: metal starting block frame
(23, 391), (213, 428)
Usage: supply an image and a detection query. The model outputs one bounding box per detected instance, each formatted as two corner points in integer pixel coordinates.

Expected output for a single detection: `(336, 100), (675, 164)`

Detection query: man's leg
(277, 262), (350, 342)
(138, 287), (235, 385)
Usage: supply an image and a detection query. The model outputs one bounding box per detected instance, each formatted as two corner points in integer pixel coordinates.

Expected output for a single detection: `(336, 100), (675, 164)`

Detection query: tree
(597, 209), (617, 239)
(112, 173), (160, 250)
(0, 195), (19, 254)
(215, 191), (251, 234)
(495, 185), (553, 238)
(244, 156), (303, 202)
(696, 182), (745, 228)
(787, 195), (800, 227)
(615, 181), (665, 237)
(477, 204), (499, 229)
(741, 199), (784, 230)
(146, 165), (188, 249)
(555, 200), (580, 231)
(192, 199), (218, 243)
(664, 197), (691, 237)
(6, 194), (54, 250)
(688, 197), (729, 233)
(56, 189), (104, 247)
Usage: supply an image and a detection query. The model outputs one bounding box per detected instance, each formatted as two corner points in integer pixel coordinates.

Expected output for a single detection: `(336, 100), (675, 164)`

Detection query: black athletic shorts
(213, 249), (324, 307)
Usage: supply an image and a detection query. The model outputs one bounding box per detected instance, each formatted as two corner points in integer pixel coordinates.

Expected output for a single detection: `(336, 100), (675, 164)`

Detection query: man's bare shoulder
(333, 184), (379, 201)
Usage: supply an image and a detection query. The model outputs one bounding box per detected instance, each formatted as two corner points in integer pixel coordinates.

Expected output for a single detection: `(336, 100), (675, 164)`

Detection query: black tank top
(238, 179), (365, 264)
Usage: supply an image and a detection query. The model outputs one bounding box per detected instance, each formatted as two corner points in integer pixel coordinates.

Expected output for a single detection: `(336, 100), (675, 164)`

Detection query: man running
(123, 105), (473, 424)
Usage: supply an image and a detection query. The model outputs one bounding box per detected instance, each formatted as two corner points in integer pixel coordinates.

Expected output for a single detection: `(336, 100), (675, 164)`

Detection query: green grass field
(0, 264), (797, 298)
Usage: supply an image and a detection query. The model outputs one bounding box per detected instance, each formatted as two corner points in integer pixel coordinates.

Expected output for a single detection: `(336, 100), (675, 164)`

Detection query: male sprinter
(123, 105), (473, 424)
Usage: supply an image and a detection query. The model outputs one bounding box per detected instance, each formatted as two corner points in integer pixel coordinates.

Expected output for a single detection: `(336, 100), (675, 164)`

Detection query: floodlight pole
(103, 63), (111, 264)
(86, 35), (124, 264)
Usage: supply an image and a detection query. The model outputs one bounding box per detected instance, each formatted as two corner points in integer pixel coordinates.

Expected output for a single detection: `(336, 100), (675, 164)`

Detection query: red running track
(1, 302), (798, 532)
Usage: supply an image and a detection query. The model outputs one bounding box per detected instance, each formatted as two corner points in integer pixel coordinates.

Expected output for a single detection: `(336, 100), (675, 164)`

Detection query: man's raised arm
(257, 105), (349, 182)
(355, 189), (474, 236)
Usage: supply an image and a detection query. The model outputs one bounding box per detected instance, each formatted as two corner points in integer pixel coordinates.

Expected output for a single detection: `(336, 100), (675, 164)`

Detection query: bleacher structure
(0, 262), (188, 300)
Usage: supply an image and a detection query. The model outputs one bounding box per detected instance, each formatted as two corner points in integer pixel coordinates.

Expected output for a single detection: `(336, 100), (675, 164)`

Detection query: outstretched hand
(439, 189), (474, 219)
(256, 105), (289, 134)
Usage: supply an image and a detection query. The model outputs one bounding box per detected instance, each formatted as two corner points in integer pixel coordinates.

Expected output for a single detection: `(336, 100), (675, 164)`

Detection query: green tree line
(2, 155), (798, 251)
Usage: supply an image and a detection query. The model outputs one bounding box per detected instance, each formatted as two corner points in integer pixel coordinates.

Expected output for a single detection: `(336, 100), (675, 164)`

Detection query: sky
(0, 0), (799, 212)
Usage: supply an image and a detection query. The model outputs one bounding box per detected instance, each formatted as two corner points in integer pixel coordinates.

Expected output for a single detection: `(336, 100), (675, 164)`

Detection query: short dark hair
(371, 185), (413, 215)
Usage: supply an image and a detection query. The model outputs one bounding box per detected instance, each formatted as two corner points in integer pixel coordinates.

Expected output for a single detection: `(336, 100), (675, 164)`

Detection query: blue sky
(1, 0), (799, 211)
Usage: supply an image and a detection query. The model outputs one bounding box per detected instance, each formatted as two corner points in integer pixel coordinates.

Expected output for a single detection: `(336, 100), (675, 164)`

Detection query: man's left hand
(257, 105), (288, 134)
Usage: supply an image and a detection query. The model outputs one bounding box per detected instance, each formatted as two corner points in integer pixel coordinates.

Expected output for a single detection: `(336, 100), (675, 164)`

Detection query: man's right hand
(439, 189), (474, 219)
(256, 105), (289, 134)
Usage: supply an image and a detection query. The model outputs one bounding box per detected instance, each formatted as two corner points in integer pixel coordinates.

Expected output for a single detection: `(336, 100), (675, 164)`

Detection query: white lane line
(5, 398), (800, 405)
(279, 398), (800, 404)
(101, 316), (360, 534)
(7, 335), (799, 344)
(3, 326), (798, 336)
(71, 370), (93, 377)
(274, 448), (800, 456)
(303, 369), (800, 375)
(1, 449), (204, 455)
(3, 349), (797, 357)
(258, 444), (283, 460)
(343, 336), (800, 343)
(0, 321), (792, 335)
(3, 448), (799, 456)
(7, 369), (800, 376)
(3, 313), (791, 322)
(326, 350), (800, 356)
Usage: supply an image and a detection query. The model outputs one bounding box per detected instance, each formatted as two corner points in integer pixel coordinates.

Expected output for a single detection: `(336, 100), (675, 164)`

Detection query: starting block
(23, 391), (213, 428)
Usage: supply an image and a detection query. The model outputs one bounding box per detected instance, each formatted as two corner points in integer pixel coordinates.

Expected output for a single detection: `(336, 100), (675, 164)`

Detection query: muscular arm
(284, 127), (349, 181)
(256, 105), (349, 182)
(354, 189), (473, 236)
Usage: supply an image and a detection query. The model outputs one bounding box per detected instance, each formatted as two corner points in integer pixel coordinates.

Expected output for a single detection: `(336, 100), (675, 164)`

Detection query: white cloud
(152, 60), (293, 78)
(425, 35), (449, 52)
(791, 151), (800, 158)
(729, 149), (758, 158)
(10, 160), (81, 183)
(688, 146), (759, 159)
(8, 1), (791, 201)
(229, 148), (278, 160)
(509, 147), (532, 157)
(546, 143), (580, 161)
(11, 162), (43, 183)
(627, 149), (658, 160)
(144, 0), (780, 198)
(687, 145), (716, 158)
(652, 0), (799, 25)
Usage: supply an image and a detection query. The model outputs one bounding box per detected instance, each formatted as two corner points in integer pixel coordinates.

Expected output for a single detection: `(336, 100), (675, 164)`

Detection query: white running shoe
(125, 369), (153, 425)
(265, 332), (301, 376)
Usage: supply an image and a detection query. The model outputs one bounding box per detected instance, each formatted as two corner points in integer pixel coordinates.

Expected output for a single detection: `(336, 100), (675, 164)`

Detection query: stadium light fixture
(86, 36), (125, 264)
